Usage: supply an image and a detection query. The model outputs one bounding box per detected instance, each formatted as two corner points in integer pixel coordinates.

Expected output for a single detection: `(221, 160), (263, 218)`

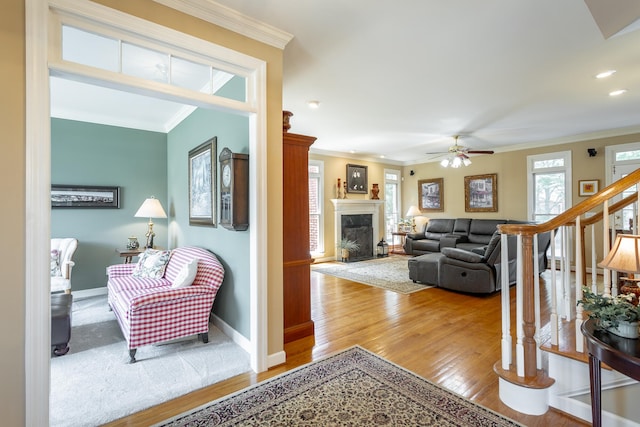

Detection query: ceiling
(51, 0), (640, 164)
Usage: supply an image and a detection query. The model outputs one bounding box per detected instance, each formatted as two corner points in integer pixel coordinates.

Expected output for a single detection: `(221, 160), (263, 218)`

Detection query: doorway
(27, 1), (269, 424)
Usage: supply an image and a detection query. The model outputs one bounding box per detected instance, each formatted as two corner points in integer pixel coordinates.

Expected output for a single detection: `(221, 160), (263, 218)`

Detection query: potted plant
(578, 287), (640, 339)
(337, 238), (361, 262)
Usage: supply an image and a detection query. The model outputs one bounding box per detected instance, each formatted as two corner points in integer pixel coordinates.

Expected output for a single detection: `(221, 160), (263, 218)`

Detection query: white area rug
(312, 255), (433, 294)
(50, 294), (251, 427)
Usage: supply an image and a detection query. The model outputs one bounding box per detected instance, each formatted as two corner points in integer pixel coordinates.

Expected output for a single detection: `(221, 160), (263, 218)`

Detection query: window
(309, 160), (324, 254)
(527, 151), (572, 223)
(384, 169), (401, 240)
(606, 142), (640, 231)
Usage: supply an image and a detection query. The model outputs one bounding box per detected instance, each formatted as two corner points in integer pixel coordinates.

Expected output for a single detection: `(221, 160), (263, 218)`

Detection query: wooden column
(283, 112), (316, 343)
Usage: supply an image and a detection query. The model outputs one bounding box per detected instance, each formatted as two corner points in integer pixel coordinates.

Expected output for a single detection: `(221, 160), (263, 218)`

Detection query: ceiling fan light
(452, 157), (462, 168)
(440, 158), (450, 167)
(463, 157), (472, 166)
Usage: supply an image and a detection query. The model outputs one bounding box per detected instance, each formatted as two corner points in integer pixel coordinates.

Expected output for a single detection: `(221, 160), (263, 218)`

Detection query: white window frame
(309, 159), (324, 255)
(605, 141), (640, 186)
(384, 168), (402, 240)
(527, 151), (572, 222)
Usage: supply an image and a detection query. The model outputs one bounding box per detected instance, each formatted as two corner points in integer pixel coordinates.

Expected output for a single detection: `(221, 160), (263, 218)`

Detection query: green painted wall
(167, 78), (251, 338)
(51, 118), (168, 291)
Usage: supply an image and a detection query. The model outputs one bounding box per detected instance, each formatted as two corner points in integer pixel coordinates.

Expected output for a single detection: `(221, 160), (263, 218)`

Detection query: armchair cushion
(132, 249), (171, 279)
(51, 250), (62, 277)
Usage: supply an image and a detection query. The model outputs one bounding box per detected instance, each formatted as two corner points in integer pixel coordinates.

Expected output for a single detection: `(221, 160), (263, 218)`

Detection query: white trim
(27, 1), (272, 423)
(605, 141), (640, 186)
(25, 1), (51, 425)
(152, 0), (293, 49)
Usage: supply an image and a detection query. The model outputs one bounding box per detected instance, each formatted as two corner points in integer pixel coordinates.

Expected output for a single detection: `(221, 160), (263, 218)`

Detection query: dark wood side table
(116, 248), (144, 264)
(581, 318), (640, 427)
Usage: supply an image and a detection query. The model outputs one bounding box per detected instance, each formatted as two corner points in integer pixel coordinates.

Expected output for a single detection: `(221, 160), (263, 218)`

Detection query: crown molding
(152, 0), (293, 49)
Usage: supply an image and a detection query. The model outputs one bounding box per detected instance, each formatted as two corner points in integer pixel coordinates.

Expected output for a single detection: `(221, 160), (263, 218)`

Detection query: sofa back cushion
(468, 219), (506, 244)
(452, 218), (471, 236)
(424, 219), (455, 240)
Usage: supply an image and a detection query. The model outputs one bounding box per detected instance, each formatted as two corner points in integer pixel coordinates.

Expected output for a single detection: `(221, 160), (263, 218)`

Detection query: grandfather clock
(282, 111), (316, 343)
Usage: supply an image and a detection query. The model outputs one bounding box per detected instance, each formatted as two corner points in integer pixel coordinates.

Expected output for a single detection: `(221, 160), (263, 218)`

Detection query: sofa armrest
(405, 232), (425, 240)
(440, 234), (467, 249)
(128, 285), (216, 310)
(61, 260), (75, 280)
(441, 247), (484, 263)
(106, 263), (137, 278)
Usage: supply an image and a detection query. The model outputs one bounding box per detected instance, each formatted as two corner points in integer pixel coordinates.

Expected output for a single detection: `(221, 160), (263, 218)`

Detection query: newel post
(521, 233), (537, 377)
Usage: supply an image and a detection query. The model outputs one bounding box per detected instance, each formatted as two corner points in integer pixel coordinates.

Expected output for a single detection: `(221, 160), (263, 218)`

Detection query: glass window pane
(213, 70), (245, 102)
(533, 159), (564, 169)
(385, 173), (398, 181)
(122, 43), (169, 83)
(171, 56), (211, 92)
(308, 165), (320, 174)
(533, 172), (565, 222)
(615, 150), (640, 161)
(62, 26), (119, 72)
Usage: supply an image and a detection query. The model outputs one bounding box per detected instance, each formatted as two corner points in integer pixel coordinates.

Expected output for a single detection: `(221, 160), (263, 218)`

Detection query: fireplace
(341, 214), (373, 261)
(331, 199), (384, 262)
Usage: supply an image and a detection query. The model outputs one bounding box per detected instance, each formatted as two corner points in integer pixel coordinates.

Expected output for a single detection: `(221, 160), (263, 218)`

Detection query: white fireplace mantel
(331, 199), (384, 261)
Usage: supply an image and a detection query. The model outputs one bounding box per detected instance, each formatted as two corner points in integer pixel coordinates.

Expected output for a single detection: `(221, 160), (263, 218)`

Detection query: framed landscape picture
(465, 173), (497, 212)
(418, 178), (444, 212)
(188, 137), (217, 226)
(51, 185), (120, 208)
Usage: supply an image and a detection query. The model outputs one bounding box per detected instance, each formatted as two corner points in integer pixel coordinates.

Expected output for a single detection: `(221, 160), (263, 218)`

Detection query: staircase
(495, 169), (640, 426)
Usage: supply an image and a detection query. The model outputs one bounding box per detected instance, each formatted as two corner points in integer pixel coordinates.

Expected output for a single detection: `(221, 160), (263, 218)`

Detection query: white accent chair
(51, 238), (78, 294)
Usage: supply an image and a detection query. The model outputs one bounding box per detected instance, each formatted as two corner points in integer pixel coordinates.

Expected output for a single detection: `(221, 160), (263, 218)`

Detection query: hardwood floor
(106, 263), (588, 426)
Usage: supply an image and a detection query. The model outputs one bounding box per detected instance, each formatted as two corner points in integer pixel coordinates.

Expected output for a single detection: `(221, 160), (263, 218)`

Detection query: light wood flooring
(106, 260), (588, 426)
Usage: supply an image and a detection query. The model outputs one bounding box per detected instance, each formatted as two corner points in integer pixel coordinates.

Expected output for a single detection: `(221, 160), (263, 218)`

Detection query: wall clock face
(222, 164), (231, 187)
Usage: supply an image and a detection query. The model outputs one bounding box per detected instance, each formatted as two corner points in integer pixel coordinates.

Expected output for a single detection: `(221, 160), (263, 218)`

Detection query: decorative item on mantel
(343, 182), (348, 199)
(283, 110), (293, 132)
(336, 178), (342, 199)
(371, 183), (380, 200)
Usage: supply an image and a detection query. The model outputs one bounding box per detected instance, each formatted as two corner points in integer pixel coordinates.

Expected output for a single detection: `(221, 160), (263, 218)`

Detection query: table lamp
(405, 205), (422, 232)
(134, 196), (167, 249)
(598, 234), (640, 305)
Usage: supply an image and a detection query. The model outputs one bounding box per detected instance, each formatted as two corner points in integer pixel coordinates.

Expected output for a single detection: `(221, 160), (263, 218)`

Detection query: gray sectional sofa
(405, 218), (552, 294)
(403, 218), (521, 255)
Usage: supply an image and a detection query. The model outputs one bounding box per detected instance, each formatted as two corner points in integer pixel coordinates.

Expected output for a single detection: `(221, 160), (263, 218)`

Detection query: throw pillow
(171, 258), (199, 288)
(132, 249), (171, 279)
(50, 249), (61, 277)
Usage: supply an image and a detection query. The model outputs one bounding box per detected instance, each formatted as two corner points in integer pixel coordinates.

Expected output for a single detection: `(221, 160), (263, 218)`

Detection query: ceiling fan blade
(466, 150), (494, 154)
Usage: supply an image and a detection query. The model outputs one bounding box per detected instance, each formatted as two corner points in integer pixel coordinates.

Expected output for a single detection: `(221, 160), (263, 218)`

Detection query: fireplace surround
(331, 199), (384, 261)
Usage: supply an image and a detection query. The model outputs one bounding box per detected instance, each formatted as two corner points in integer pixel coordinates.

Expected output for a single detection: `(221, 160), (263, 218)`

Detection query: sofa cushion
(467, 219), (506, 244)
(452, 218), (471, 235)
(171, 258), (199, 288)
(424, 219), (455, 240)
(441, 247), (484, 263)
(483, 232), (502, 264)
(132, 249), (171, 279)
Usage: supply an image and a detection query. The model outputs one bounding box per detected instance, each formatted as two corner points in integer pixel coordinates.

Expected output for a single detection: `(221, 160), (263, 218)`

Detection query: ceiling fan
(426, 135), (495, 168)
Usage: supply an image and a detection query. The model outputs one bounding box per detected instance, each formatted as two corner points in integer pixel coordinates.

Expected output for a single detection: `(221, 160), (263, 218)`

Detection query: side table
(116, 248), (144, 264)
(581, 318), (640, 427)
(391, 231), (407, 254)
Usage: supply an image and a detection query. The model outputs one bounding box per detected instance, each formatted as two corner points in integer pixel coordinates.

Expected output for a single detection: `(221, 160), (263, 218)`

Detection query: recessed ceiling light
(609, 89), (627, 96)
(379, 155), (385, 159)
(596, 70), (616, 79)
(349, 150), (356, 154)
(307, 100), (320, 109)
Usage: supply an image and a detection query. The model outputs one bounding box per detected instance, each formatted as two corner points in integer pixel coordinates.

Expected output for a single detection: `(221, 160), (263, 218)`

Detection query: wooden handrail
(499, 168), (640, 235)
(581, 191), (638, 227)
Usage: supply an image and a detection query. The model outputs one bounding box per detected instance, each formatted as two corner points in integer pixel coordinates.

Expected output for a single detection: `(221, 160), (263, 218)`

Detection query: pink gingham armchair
(107, 246), (225, 363)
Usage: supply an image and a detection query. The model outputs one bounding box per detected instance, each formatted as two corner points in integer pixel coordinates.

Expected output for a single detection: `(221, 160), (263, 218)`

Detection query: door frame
(26, 0), (270, 424)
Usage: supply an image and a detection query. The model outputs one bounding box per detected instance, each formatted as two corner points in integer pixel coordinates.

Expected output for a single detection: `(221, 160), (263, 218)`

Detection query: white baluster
(603, 200), (611, 297)
(591, 224), (597, 293)
(533, 233), (542, 369)
(575, 216), (584, 353)
(516, 234), (525, 377)
(500, 233), (511, 370)
(562, 226), (572, 320)
(549, 229), (558, 345)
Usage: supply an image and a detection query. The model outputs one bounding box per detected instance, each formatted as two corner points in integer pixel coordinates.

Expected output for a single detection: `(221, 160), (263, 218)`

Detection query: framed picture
(188, 137), (217, 226)
(465, 173), (498, 212)
(346, 164), (368, 194)
(579, 179), (599, 196)
(51, 185), (120, 208)
(418, 178), (444, 212)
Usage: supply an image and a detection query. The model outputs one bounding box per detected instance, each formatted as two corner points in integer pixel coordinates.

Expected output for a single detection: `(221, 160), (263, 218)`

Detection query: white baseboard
(72, 286), (108, 299)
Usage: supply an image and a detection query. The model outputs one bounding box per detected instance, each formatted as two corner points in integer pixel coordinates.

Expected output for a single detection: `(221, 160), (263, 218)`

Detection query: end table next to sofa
(390, 231), (407, 254)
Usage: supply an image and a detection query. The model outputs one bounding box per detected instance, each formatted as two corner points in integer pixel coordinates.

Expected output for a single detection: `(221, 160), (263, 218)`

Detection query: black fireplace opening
(341, 214), (373, 261)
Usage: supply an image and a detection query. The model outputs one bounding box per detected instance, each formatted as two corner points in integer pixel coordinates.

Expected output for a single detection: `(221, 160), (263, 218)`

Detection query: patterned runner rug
(157, 346), (522, 427)
(311, 255), (433, 294)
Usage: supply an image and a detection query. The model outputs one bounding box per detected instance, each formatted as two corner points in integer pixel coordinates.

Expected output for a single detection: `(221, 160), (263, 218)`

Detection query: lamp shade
(135, 197), (167, 219)
(406, 205), (422, 217)
(598, 234), (640, 274)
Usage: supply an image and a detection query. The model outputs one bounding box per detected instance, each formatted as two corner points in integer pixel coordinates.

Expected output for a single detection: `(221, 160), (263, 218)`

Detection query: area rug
(50, 294), (251, 427)
(157, 346), (522, 427)
(311, 255), (433, 294)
